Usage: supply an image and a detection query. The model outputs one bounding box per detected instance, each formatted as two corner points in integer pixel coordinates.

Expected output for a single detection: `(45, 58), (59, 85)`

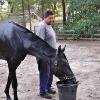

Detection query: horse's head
(52, 45), (76, 83)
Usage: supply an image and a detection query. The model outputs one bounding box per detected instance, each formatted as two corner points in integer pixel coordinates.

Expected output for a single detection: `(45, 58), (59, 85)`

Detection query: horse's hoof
(14, 98), (18, 100)
(14, 97), (18, 100)
(7, 96), (12, 100)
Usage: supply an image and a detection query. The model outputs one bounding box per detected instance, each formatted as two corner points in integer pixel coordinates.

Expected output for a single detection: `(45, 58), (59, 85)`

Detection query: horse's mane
(11, 21), (56, 57)
(12, 21), (54, 48)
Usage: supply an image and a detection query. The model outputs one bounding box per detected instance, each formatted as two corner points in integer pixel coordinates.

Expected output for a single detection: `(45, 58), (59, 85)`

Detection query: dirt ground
(0, 40), (100, 100)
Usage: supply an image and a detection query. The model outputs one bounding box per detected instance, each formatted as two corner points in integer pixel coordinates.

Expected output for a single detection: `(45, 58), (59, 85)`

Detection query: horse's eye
(54, 60), (57, 66)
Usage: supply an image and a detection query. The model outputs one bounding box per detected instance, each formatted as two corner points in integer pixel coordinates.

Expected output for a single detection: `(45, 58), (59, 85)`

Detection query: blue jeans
(37, 58), (53, 95)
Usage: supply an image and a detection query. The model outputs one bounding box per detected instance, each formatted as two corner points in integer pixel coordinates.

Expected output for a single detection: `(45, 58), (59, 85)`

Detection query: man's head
(43, 10), (54, 25)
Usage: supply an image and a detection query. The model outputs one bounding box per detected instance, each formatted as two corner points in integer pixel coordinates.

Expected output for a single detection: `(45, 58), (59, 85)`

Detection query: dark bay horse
(0, 21), (76, 100)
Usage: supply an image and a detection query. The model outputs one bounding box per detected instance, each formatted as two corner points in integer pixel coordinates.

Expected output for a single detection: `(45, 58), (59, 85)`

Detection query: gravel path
(0, 40), (100, 100)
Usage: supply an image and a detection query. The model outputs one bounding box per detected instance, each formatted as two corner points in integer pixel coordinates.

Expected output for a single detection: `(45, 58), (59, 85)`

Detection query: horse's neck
(22, 32), (56, 58)
(14, 22), (56, 58)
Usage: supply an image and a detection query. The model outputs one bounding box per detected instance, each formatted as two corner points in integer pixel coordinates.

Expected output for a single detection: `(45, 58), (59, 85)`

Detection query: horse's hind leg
(5, 60), (20, 100)
(5, 71), (18, 100)
(5, 72), (12, 100)
(10, 60), (22, 100)
(12, 71), (18, 100)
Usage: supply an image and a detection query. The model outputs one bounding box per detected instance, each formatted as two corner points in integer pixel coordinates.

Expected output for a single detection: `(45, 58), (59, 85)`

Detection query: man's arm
(36, 25), (46, 40)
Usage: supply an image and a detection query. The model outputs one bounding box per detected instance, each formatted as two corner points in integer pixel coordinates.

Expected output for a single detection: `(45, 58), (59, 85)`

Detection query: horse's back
(0, 21), (25, 60)
(0, 21), (15, 39)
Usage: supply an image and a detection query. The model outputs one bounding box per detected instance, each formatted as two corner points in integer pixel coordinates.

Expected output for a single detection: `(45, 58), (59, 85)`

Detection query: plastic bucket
(56, 81), (78, 100)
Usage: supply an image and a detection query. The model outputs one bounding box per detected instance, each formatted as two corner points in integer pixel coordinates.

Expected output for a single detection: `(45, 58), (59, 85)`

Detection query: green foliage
(36, 0), (56, 17)
(0, 0), (8, 21)
(65, 0), (100, 39)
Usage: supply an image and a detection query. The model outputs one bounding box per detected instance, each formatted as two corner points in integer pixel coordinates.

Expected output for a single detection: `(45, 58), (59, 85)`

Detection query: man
(36, 10), (57, 99)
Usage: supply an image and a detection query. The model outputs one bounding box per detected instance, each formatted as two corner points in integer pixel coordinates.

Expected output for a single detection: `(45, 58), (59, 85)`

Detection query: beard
(47, 22), (51, 25)
(47, 21), (54, 25)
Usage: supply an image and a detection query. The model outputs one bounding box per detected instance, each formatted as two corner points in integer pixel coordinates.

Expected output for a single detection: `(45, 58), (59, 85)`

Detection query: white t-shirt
(36, 21), (57, 49)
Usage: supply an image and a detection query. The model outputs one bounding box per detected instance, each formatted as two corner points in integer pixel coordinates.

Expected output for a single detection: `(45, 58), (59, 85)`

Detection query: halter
(54, 64), (75, 80)
(63, 75), (75, 80)
(53, 49), (75, 81)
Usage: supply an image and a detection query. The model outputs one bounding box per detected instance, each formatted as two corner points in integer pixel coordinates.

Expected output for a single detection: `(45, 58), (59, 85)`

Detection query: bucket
(56, 81), (78, 100)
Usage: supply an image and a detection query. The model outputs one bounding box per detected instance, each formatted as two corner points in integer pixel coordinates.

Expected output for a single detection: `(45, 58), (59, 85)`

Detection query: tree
(36, 0), (55, 18)
(0, 0), (8, 21)
(6, 0), (36, 27)
(21, 0), (26, 26)
(62, 0), (66, 25)
(56, 0), (69, 26)
(65, 0), (100, 38)
(27, 0), (32, 30)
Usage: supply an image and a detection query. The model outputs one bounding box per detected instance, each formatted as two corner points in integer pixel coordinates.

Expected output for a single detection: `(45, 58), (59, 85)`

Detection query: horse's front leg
(4, 72), (12, 100)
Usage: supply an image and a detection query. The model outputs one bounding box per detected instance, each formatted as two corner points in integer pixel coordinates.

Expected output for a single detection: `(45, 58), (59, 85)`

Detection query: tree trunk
(22, 0), (26, 26)
(62, 0), (66, 26)
(28, 0), (32, 31)
(41, 1), (44, 19)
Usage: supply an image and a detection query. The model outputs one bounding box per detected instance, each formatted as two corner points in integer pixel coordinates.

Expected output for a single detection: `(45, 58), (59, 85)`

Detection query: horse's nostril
(64, 75), (68, 80)
(54, 61), (57, 66)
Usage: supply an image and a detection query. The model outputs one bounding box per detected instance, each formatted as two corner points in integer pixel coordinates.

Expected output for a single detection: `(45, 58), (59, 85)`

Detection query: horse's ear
(62, 45), (66, 52)
(58, 45), (61, 54)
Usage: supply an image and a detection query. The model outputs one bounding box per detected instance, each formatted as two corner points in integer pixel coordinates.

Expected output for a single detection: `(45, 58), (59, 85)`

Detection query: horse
(53, 45), (76, 84)
(0, 21), (76, 100)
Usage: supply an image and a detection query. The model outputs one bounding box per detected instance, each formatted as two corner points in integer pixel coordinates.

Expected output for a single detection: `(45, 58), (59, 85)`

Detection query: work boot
(48, 88), (56, 94)
(40, 93), (52, 99)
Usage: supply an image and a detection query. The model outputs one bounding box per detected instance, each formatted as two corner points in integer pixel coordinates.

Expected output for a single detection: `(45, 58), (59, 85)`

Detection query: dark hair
(44, 10), (53, 18)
